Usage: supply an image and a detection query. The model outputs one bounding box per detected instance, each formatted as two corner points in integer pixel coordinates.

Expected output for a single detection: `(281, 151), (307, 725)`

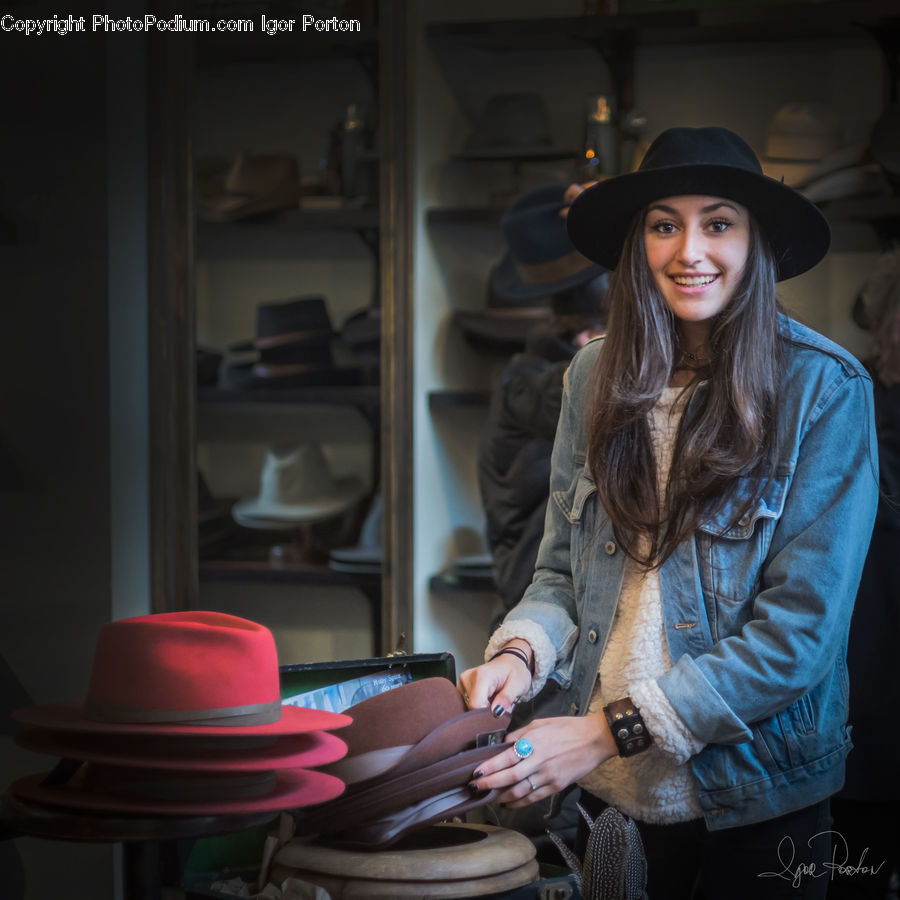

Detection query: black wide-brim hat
(567, 126), (830, 282)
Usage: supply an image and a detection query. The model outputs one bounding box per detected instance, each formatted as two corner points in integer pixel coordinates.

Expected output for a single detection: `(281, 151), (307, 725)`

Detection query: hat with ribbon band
(13, 611), (352, 737)
(566, 126), (830, 281)
(298, 678), (511, 849)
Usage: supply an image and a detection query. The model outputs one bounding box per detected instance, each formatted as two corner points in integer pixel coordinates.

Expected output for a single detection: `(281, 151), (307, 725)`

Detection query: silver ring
(527, 777), (537, 792)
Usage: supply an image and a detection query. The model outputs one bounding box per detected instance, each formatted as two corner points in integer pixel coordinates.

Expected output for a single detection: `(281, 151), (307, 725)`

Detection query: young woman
(458, 127), (879, 899)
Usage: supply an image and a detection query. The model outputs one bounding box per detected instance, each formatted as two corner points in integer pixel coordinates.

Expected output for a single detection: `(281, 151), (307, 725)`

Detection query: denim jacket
(507, 315), (879, 830)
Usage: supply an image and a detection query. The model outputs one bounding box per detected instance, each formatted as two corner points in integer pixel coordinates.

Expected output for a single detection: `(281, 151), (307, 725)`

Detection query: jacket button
(604, 541), (616, 555)
(587, 629), (598, 643)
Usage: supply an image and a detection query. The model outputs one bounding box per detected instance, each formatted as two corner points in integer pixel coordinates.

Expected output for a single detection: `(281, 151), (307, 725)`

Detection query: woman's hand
(468, 713), (617, 807)
(458, 642), (533, 718)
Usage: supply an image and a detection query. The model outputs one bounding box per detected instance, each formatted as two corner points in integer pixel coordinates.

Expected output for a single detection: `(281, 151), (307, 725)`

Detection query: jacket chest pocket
(696, 473), (791, 626)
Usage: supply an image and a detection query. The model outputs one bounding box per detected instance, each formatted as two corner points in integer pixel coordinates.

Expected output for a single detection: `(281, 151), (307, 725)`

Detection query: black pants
(827, 797), (899, 899)
(577, 791), (833, 900)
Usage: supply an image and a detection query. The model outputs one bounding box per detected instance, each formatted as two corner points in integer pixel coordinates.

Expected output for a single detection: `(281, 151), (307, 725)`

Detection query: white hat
(233, 443), (365, 529)
(764, 102), (843, 162)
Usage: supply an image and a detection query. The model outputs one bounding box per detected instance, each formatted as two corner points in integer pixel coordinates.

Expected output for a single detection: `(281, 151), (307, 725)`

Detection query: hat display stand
(274, 823), (540, 899)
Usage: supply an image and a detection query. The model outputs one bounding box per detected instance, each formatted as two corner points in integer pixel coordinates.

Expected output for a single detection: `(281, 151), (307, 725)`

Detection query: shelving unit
(184, 0), (414, 661)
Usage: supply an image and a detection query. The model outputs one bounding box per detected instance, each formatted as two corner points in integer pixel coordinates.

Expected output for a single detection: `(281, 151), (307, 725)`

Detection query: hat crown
(85, 611), (282, 724)
(466, 92), (552, 151)
(500, 183), (577, 266)
(254, 296), (333, 341)
(258, 443), (344, 506)
(640, 126), (763, 177)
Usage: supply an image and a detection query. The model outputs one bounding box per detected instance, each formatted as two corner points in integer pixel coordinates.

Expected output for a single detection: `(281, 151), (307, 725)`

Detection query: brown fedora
(297, 679), (511, 848)
(198, 153), (300, 223)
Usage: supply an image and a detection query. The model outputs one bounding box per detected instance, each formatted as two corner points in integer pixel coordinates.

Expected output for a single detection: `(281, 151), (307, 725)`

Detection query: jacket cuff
(630, 679), (706, 764)
(485, 619), (556, 699)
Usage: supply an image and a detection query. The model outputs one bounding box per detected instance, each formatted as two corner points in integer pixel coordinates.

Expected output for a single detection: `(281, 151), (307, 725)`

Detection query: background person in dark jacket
(478, 278), (609, 624)
(477, 183), (610, 627)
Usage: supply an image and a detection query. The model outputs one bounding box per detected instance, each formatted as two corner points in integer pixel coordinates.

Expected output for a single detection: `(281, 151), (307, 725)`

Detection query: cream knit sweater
(488, 387), (706, 824)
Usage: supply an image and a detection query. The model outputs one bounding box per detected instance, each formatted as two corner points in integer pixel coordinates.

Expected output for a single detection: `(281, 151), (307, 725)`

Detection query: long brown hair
(587, 208), (784, 566)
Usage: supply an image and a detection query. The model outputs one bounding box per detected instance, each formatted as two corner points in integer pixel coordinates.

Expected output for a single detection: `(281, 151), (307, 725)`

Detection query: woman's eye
(708, 219), (732, 233)
(650, 221), (675, 234)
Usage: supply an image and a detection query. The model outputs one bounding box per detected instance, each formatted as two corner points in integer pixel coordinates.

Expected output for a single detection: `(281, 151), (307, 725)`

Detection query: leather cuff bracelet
(603, 697), (652, 757)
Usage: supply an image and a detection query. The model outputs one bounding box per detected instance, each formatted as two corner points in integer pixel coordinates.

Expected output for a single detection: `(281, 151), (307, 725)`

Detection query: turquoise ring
(513, 738), (534, 760)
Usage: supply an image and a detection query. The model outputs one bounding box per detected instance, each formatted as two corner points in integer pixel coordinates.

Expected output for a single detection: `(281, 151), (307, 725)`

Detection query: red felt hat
(10, 765), (345, 816)
(14, 728), (348, 772)
(12, 611), (351, 738)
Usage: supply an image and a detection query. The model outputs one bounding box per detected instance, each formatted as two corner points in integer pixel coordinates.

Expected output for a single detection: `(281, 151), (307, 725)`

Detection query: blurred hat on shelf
(329, 491), (383, 574)
(456, 183), (608, 354)
(224, 296), (365, 389)
(490, 183), (606, 303)
(229, 296), (335, 355)
(761, 101), (846, 186)
(197, 152), (301, 223)
(9, 611), (351, 815)
(233, 443), (366, 529)
(457, 93), (577, 162)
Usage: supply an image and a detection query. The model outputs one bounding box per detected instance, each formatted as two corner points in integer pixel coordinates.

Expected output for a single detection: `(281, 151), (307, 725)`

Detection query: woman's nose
(676, 226), (705, 265)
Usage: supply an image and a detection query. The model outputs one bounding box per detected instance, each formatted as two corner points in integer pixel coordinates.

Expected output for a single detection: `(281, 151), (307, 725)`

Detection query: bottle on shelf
(581, 93), (619, 181)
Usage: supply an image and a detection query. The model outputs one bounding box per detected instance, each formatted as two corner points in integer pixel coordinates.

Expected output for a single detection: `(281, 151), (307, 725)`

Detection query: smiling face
(644, 194), (751, 346)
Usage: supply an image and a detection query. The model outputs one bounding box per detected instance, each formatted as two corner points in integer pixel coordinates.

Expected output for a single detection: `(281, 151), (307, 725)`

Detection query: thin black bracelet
(489, 647), (532, 672)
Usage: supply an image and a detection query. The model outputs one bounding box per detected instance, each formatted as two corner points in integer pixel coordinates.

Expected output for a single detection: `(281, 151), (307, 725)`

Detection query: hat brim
(456, 147), (577, 162)
(13, 702), (351, 738)
(10, 766), (344, 815)
(454, 308), (551, 351)
(489, 252), (605, 303)
(14, 728), (348, 772)
(566, 163), (830, 281)
(232, 476), (365, 527)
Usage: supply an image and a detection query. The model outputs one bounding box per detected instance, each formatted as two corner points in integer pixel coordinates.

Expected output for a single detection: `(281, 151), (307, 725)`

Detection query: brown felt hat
(298, 678), (511, 849)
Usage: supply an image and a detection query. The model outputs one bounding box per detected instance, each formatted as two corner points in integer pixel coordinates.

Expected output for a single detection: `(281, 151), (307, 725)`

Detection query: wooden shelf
(198, 385), (380, 410)
(196, 208), (380, 257)
(426, 2), (900, 51)
(196, 26), (379, 67)
(199, 559), (381, 587)
(426, 207), (506, 226)
(427, 389), (492, 411)
(429, 572), (497, 594)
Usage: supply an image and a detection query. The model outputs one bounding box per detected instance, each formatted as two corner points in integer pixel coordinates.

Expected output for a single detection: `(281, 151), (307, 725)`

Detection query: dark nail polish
(492, 704), (505, 717)
(468, 782), (481, 794)
(473, 770), (484, 779)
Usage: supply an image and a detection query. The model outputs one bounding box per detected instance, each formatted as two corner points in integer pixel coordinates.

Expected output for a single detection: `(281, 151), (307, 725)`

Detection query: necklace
(676, 344), (711, 370)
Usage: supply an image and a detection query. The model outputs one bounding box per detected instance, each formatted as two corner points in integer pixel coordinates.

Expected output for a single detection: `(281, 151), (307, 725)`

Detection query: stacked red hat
(10, 611), (350, 816)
